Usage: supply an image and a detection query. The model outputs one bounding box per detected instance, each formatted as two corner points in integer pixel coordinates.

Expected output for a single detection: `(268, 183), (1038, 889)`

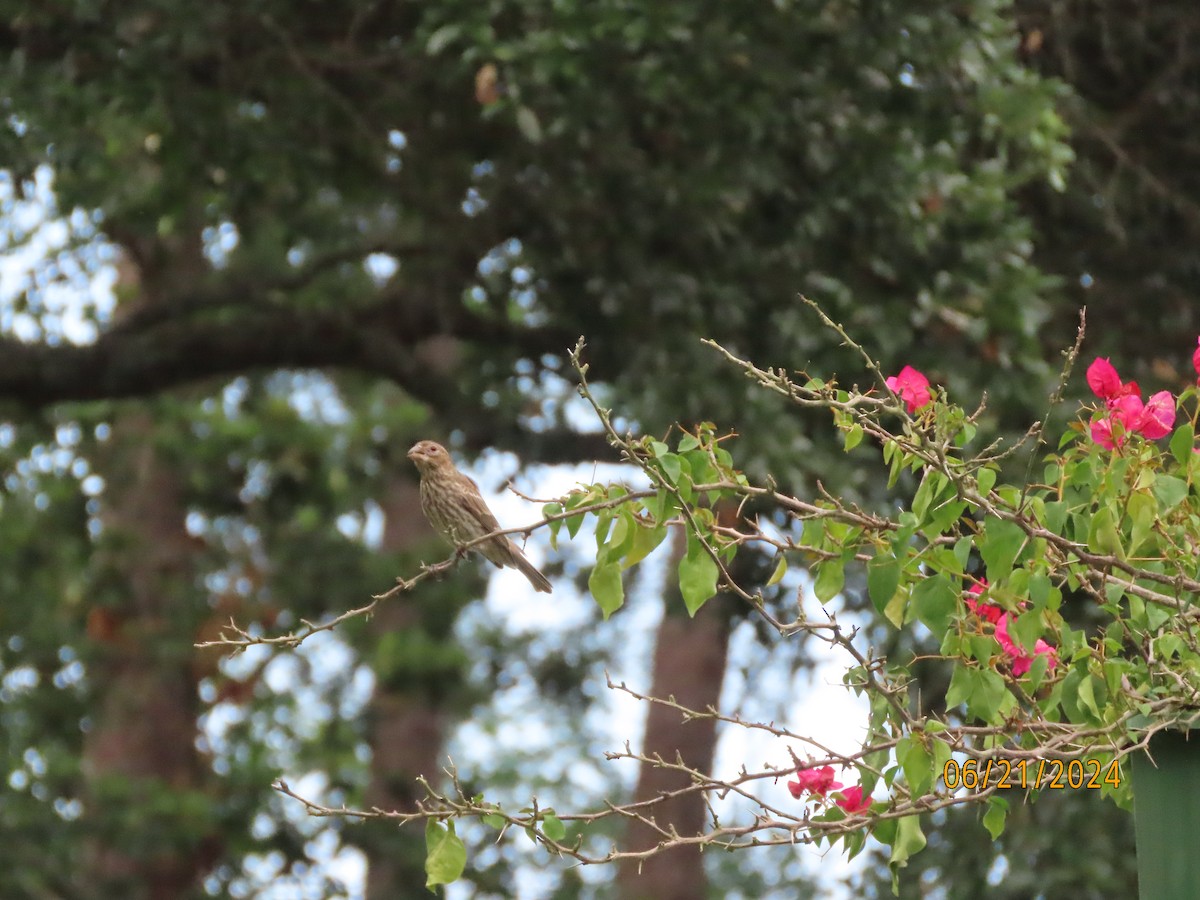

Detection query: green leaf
(801, 518), (826, 554)
(980, 519), (1024, 580)
(844, 424), (864, 452)
(1087, 506), (1124, 559)
(814, 558), (845, 603)
(948, 667), (1007, 720)
(679, 534), (719, 615)
(982, 796), (1009, 840)
(1126, 491), (1156, 554)
(1043, 501), (1067, 534)
(912, 574), (956, 635)
(649, 488), (674, 522)
(976, 467), (997, 497)
(972, 670), (1007, 720)
(946, 667), (974, 709)
(1076, 673), (1101, 720)
(481, 814), (505, 829)
(911, 471), (946, 524)
(926, 500), (968, 537)
(887, 447), (905, 488)
(425, 820), (466, 889)
(658, 452), (683, 486)
(929, 736), (953, 775)
(766, 556), (788, 587)
(867, 556), (902, 615)
(1006, 610), (1036, 649)
(898, 737), (933, 796)
(601, 513), (633, 561)
(889, 815), (927, 869)
(541, 812), (567, 841)
(565, 513), (585, 538)
(884, 587), (909, 629)
(1155, 633), (1183, 661)
(1170, 422), (1195, 465)
(1068, 458), (1093, 488)
(593, 511), (613, 548)
(953, 535), (973, 571)
(588, 561), (624, 618)
(1028, 572), (1051, 609)
(1153, 474), (1188, 511)
(542, 502), (564, 547)
(927, 547), (961, 579)
(684, 449), (717, 486)
(964, 634), (997, 664)
(845, 828), (867, 861)
(623, 522), (667, 570)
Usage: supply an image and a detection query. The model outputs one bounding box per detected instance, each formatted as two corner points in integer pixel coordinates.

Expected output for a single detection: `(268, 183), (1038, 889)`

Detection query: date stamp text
(942, 758), (1122, 791)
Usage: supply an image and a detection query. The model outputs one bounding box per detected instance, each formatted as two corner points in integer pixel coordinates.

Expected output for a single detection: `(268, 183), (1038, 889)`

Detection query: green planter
(1134, 730), (1200, 899)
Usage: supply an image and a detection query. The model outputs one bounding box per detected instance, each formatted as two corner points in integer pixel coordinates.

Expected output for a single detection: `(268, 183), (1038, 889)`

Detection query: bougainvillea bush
(219, 311), (1200, 889)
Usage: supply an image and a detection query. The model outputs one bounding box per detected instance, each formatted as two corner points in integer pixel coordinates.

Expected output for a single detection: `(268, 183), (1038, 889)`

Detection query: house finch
(407, 440), (552, 594)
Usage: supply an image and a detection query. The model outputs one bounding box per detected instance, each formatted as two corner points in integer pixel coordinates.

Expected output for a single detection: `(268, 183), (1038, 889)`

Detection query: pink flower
(885, 365), (932, 413)
(994, 614), (1057, 677)
(1193, 337), (1200, 384)
(965, 580), (1005, 625)
(1090, 417), (1121, 450)
(968, 600), (1005, 625)
(1110, 393), (1145, 429)
(1086, 358), (1123, 400)
(1086, 358), (1138, 401)
(1138, 391), (1176, 439)
(1087, 355), (1175, 448)
(835, 785), (872, 814)
(787, 765), (842, 799)
(1029, 639), (1058, 673)
(1010, 639), (1058, 678)
(1106, 391), (1175, 441)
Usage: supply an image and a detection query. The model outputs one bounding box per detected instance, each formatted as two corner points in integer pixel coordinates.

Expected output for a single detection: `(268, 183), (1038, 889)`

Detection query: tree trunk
(364, 475), (455, 899)
(83, 411), (213, 899)
(618, 528), (735, 900)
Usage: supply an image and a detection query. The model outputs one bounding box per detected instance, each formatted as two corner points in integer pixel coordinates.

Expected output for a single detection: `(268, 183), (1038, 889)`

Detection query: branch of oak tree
(0, 298), (571, 407)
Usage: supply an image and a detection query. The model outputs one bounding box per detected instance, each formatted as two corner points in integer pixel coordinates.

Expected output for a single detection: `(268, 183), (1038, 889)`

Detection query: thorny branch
(203, 312), (1200, 872)
(270, 682), (1171, 867)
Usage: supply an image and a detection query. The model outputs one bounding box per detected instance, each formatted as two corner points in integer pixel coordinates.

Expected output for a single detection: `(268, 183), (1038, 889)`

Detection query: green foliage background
(2, 0), (1192, 895)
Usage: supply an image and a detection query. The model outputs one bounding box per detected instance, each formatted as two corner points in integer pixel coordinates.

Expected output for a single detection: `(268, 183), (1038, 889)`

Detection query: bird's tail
(510, 544), (553, 593)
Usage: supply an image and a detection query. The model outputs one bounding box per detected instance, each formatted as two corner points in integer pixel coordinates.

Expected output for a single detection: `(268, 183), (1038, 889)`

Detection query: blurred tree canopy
(0, 0), (1182, 896)
(3, 0), (1072, 467)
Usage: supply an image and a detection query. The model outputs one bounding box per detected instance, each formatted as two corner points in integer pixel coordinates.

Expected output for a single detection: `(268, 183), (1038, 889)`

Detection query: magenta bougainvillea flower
(1138, 391), (1176, 440)
(787, 765), (842, 799)
(1085, 357), (1175, 449)
(964, 580), (1005, 625)
(1086, 358), (1137, 402)
(834, 785), (872, 814)
(965, 579), (1057, 677)
(885, 365), (932, 413)
(994, 614), (1058, 677)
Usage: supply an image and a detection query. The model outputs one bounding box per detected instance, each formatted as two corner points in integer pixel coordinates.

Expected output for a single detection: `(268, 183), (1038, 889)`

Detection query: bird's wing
(460, 474), (503, 532)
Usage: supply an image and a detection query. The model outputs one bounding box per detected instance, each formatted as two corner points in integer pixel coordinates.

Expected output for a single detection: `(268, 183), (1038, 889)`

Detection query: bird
(406, 440), (553, 593)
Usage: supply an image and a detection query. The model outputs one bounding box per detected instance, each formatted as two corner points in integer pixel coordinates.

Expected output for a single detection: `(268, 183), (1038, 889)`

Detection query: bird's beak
(406, 444), (421, 460)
